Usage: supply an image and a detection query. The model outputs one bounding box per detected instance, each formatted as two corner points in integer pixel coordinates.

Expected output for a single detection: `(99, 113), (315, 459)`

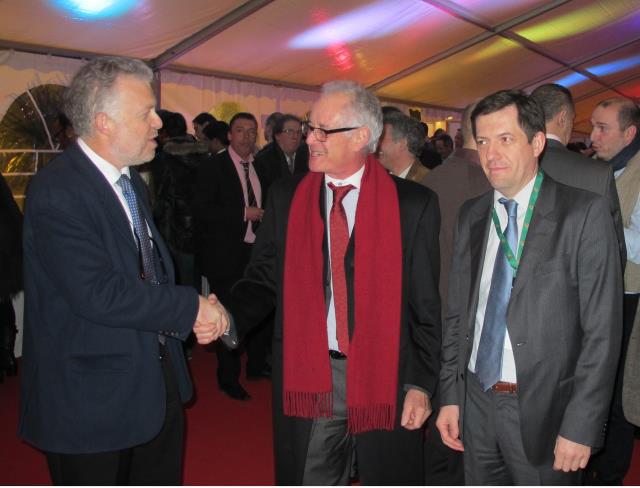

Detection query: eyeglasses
(305, 124), (361, 142)
(281, 128), (303, 136)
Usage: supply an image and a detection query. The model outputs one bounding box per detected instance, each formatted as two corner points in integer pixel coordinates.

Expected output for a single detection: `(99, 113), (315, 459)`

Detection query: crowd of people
(2, 54), (640, 485)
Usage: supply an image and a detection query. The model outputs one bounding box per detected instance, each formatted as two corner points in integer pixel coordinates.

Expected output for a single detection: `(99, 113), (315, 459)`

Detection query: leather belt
(329, 350), (347, 360)
(491, 381), (518, 393)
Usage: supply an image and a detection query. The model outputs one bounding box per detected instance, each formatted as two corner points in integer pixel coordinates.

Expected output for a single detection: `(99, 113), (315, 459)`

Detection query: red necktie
(328, 182), (354, 355)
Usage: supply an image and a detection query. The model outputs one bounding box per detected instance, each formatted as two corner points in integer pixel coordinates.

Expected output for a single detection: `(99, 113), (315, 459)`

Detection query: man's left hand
(400, 388), (431, 430)
(553, 435), (591, 472)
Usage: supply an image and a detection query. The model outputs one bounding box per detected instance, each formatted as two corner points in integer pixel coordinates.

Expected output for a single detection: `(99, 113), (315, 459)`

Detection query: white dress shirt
(77, 138), (142, 241)
(324, 165), (365, 351)
(468, 174), (537, 383)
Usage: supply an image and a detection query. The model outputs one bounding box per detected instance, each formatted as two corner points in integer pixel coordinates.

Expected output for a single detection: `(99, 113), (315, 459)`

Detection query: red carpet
(1, 345), (639, 485)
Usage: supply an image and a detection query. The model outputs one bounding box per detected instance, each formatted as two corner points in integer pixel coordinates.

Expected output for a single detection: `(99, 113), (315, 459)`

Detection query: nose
(590, 127), (598, 142)
(484, 141), (499, 161)
(151, 110), (162, 130)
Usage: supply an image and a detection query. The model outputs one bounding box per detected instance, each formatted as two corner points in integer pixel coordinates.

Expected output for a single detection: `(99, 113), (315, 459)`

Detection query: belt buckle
(329, 350), (347, 360)
(491, 381), (518, 393)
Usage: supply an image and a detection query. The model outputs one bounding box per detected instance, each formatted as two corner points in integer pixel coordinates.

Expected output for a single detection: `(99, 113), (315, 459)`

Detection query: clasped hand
(193, 294), (230, 344)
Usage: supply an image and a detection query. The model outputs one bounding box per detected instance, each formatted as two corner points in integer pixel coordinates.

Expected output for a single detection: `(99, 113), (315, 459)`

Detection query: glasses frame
(305, 124), (360, 142)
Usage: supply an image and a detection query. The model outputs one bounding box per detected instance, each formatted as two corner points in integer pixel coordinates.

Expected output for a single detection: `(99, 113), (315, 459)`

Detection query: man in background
(378, 111), (429, 184)
(586, 97), (640, 485)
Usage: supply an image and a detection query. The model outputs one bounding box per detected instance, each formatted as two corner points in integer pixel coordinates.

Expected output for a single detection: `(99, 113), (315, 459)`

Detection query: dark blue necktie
(117, 174), (157, 283)
(476, 198), (518, 391)
(117, 174), (164, 344)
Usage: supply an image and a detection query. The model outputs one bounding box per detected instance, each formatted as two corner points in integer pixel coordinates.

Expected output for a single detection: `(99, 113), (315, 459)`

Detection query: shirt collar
(228, 144), (254, 164)
(493, 172), (537, 216)
(545, 133), (563, 144)
(77, 137), (130, 185)
(324, 164), (366, 190)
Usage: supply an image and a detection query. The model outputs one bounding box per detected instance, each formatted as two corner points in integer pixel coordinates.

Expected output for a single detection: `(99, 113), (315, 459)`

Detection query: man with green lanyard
(436, 90), (622, 485)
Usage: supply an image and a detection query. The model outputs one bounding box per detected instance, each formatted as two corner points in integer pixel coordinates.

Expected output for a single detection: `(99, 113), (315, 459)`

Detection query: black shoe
(219, 382), (251, 401)
(246, 365), (272, 381)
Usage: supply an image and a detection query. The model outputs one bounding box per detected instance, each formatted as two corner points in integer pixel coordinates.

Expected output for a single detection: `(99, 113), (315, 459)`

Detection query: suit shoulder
(268, 172), (307, 202)
(393, 174), (437, 202)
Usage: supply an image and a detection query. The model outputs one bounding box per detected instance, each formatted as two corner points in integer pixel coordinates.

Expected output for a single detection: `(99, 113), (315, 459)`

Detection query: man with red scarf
(217, 81), (441, 484)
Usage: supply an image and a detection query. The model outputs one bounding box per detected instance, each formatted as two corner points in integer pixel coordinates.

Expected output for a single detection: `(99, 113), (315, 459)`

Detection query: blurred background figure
(203, 120), (230, 156)
(192, 112), (217, 142)
(0, 172), (22, 383)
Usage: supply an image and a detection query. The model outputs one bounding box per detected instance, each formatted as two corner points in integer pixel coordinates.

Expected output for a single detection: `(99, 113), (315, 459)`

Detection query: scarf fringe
(347, 404), (395, 434)
(284, 391), (333, 419)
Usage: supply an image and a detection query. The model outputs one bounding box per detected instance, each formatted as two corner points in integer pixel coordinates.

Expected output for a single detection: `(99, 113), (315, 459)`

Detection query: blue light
(554, 72), (588, 88)
(50, 0), (137, 20)
(554, 54), (640, 88)
(589, 54), (640, 77)
(289, 0), (432, 49)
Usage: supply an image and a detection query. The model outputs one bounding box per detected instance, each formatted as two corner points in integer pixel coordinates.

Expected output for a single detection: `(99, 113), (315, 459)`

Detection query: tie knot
(117, 174), (133, 193)
(240, 160), (249, 169)
(328, 182), (355, 206)
(498, 197), (518, 219)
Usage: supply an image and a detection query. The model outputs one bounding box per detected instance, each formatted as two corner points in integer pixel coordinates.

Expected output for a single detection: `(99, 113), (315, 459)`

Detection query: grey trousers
(302, 356), (355, 485)
(464, 372), (580, 485)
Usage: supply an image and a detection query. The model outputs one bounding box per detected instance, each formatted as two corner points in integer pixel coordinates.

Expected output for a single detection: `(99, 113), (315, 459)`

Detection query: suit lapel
(467, 192), (493, 335)
(68, 144), (137, 253)
(510, 177), (557, 300)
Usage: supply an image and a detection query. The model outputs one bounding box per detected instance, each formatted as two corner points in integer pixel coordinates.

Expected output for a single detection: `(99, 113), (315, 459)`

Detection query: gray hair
(64, 56), (154, 137)
(382, 112), (424, 158)
(321, 81), (382, 152)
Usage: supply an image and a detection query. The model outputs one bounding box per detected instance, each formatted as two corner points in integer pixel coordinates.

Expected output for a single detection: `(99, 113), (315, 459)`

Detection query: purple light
(289, 0), (432, 49)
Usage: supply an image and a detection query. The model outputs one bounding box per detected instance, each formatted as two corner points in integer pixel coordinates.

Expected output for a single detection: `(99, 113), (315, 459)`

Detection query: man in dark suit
(253, 114), (309, 199)
(194, 112), (270, 401)
(377, 111), (430, 185)
(215, 81), (441, 484)
(530, 83), (626, 265)
(422, 101), (490, 485)
(19, 56), (226, 485)
(436, 90), (622, 484)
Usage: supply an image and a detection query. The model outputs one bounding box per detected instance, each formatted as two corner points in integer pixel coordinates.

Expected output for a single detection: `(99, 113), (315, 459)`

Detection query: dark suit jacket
(541, 138), (626, 265)
(227, 172), (442, 484)
(441, 175), (623, 466)
(424, 148), (491, 313)
(254, 141), (309, 200)
(19, 143), (198, 454)
(194, 150), (259, 287)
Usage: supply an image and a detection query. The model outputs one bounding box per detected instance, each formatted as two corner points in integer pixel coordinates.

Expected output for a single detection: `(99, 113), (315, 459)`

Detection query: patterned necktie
(476, 197), (518, 390)
(241, 160), (258, 233)
(117, 174), (157, 284)
(328, 182), (355, 355)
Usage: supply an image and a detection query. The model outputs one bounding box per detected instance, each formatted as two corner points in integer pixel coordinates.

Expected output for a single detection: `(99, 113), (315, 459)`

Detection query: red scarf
(282, 155), (403, 433)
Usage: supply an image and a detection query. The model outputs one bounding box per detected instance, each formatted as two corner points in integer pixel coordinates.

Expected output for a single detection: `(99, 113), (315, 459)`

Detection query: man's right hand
(246, 206), (264, 222)
(436, 405), (465, 452)
(193, 294), (229, 344)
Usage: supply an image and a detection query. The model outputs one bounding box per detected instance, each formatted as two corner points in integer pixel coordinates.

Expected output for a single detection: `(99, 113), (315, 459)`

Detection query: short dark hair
(434, 133), (453, 149)
(229, 112), (258, 130)
(597, 98), (640, 131)
(530, 83), (574, 122)
(265, 111), (283, 128)
(273, 114), (302, 135)
(164, 111), (187, 138)
(383, 112), (426, 158)
(193, 112), (216, 127)
(472, 89), (545, 142)
(381, 105), (403, 117)
(203, 121), (230, 145)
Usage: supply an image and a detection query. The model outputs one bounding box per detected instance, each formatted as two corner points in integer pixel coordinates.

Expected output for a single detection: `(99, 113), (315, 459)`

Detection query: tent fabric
(1, 0), (640, 207)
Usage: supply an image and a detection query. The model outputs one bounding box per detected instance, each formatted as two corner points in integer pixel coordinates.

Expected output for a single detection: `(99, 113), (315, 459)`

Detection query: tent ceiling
(1, 0), (639, 133)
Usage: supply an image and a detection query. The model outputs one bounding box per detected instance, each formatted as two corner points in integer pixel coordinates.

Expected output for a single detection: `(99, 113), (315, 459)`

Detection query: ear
(557, 109), (568, 128)
(531, 131), (546, 158)
(94, 111), (113, 137)
(623, 124), (637, 145)
(350, 126), (371, 152)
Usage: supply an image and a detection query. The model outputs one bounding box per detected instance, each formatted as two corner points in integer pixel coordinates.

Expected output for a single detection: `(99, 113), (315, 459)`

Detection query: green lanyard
(490, 170), (544, 275)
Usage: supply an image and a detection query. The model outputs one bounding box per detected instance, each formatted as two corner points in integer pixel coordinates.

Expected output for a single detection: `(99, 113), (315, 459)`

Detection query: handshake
(193, 294), (231, 344)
